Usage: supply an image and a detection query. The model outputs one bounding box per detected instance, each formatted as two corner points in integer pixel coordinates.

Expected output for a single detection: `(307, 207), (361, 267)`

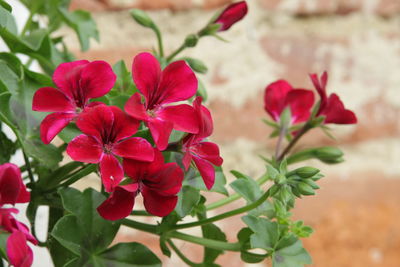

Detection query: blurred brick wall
(64, 0), (400, 266)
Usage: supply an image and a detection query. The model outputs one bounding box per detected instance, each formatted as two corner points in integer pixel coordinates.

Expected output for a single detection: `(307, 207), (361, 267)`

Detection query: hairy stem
(277, 123), (312, 161)
(169, 231), (241, 251)
(166, 43), (186, 62)
(154, 27), (164, 57)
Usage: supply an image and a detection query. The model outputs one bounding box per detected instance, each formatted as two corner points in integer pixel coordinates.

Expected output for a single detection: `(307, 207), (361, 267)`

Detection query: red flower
(0, 164), (36, 267)
(97, 149), (183, 220)
(125, 52), (199, 150)
(66, 105), (154, 192)
(264, 80), (315, 124)
(6, 231), (33, 267)
(310, 72), (357, 124)
(32, 60), (116, 144)
(0, 163), (30, 206)
(214, 1), (248, 31)
(182, 97), (223, 190)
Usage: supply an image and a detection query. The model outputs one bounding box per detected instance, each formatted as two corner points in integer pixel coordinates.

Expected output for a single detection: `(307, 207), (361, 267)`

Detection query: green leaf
(113, 60), (136, 94)
(52, 188), (120, 257)
(58, 8), (99, 51)
(230, 170), (273, 217)
(0, 127), (16, 164)
(273, 239), (312, 267)
(58, 124), (81, 143)
(0, 232), (9, 260)
(242, 215), (279, 251)
(109, 95), (130, 110)
(175, 186), (201, 218)
(183, 57), (208, 74)
(184, 166), (228, 196)
(196, 79), (208, 101)
(201, 223), (227, 264)
(98, 242), (161, 267)
(0, 4), (17, 34)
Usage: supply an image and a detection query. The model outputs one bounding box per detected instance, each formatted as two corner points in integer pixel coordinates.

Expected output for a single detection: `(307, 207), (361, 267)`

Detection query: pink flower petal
(109, 106), (140, 141)
(124, 93), (150, 121)
(123, 149), (164, 180)
(6, 231), (33, 267)
(32, 87), (74, 112)
(80, 61), (116, 99)
(100, 154), (124, 192)
(190, 142), (223, 166)
(193, 97), (213, 138)
(214, 1), (248, 31)
(158, 60), (197, 104)
(323, 94), (357, 124)
(182, 151), (192, 171)
(67, 134), (103, 163)
(0, 163), (21, 206)
(141, 188), (178, 217)
(264, 80), (292, 121)
(285, 89), (314, 123)
(40, 112), (75, 144)
(97, 185), (137, 221)
(158, 104), (199, 134)
(142, 162), (183, 195)
(147, 118), (173, 151)
(113, 137), (154, 161)
(132, 52), (161, 103)
(310, 72), (328, 112)
(52, 60), (89, 99)
(193, 156), (216, 190)
(76, 105), (114, 141)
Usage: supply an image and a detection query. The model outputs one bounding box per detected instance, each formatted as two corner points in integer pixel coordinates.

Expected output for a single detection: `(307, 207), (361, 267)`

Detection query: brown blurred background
(61, 0), (400, 266)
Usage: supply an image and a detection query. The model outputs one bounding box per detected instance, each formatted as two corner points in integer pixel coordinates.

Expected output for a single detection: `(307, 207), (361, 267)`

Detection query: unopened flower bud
(213, 1), (248, 32)
(292, 166), (319, 178)
(184, 34), (199, 47)
(314, 147), (344, 163)
(130, 9), (155, 29)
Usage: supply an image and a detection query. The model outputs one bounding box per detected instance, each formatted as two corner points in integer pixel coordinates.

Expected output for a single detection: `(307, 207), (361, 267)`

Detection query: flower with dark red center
(32, 60), (116, 144)
(214, 1), (248, 31)
(182, 97), (223, 190)
(125, 52), (199, 150)
(310, 72), (357, 124)
(97, 149), (183, 220)
(0, 163), (36, 267)
(264, 80), (315, 124)
(66, 105), (154, 192)
(0, 163), (30, 206)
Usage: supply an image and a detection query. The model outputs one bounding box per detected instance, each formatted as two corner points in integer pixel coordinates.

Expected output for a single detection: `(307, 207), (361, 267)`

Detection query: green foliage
(184, 166), (228, 196)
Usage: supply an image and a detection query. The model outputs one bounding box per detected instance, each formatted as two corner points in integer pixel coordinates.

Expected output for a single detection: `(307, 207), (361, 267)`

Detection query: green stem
(206, 173), (269, 211)
(277, 122), (312, 161)
(167, 239), (200, 266)
(21, 12), (34, 36)
(174, 189), (270, 230)
(169, 231), (241, 251)
(58, 164), (97, 188)
(166, 43), (186, 62)
(275, 125), (287, 159)
(154, 27), (164, 57)
(130, 210), (152, 216)
(121, 219), (157, 234)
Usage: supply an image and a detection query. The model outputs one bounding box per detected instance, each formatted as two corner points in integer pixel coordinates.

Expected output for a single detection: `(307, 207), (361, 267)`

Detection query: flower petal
(143, 162), (183, 195)
(113, 137), (154, 161)
(40, 112), (75, 144)
(76, 105), (114, 140)
(52, 60), (89, 98)
(182, 150), (192, 171)
(109, 106), (140, 141)
(147, 119), (173, 151)
(100, 154), (124, 192)
(285, 89), (314, 123)
(6, 231), (33, 267)
(97, 185), (137, 221)
(142, 188), (178, 217)
(264, 80), (292, 121)
(132, 52), (161, 103)
(310, 71), (328, 112)
(0, 163), (21, 206)
(158, 60), (198, 104)
(80, 60), (116, 99)
(193, 156), (216, 190)
(32, 87), (74, 112)
(124, 93), (149, 121)
(190, 142), (223, 166)
(214, 1), (248, 31)
(323, 94), (357, 124)
(123, 149), (164, 180)
(158, 104), (199, 134)
(193, 97), (213, 138)
(67, 134), (103, 163)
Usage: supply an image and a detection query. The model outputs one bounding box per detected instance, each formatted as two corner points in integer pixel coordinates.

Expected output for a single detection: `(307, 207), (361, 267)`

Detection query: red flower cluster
(33, 53), (223, 220)
(0, 163), (37, 267)
(264, 72), (357, 127)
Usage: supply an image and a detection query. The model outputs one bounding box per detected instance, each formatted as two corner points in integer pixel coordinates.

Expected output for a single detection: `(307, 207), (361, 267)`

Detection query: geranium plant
(0, 1), (356, 266)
